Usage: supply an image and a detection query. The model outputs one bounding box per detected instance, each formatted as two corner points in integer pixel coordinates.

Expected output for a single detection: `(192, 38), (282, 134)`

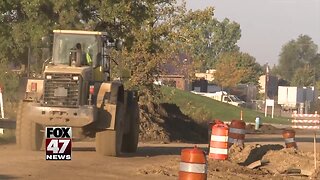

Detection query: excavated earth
(138, 103), (320, 179)
(139, 103), (207, 143)
(138, 144), (320, 179)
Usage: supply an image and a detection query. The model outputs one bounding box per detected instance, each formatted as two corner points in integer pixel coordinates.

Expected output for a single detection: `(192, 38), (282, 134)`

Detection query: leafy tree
(0, 63), (20, 102)
(276, 35), (319, 82)
(0, 0), (241, 103)
(237, 53), (263, 84)
(163, 5), (241, 74)
(214, 52), (262, 89)
(0, 0), (177, 102)
(291, 64), (315, 87)
(214, 52), (247, 89)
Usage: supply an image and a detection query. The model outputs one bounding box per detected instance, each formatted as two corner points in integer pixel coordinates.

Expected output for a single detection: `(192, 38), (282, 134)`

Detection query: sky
(186, 0), (320, 66)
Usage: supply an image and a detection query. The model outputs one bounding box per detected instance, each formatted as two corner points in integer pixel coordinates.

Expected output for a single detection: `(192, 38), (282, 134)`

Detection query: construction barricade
(209, 124), (228, 160)
(228, 120), (246, 147)
(291, 112), (320, 170)
(179, 146), (207, 180)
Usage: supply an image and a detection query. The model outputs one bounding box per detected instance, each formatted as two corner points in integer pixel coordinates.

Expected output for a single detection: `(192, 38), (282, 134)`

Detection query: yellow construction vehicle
(16, 30), (139, 156)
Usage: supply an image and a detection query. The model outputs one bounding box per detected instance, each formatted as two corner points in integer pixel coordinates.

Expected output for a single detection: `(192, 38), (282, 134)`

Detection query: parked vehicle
(191, 91), (245, 107)
(277, 86), (316, 111)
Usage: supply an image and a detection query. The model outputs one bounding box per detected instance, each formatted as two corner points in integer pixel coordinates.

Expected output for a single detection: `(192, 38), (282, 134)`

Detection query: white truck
(191, 91), (245, 107)
(277, 86), (316, 111)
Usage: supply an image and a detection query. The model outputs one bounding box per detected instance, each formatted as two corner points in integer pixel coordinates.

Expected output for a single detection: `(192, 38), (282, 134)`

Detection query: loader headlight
(72, 76), (79, 81)
(46, 75), (52, 79)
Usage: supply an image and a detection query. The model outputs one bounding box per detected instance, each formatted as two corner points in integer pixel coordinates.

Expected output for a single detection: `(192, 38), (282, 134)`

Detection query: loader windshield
(52, 33), (99, 65)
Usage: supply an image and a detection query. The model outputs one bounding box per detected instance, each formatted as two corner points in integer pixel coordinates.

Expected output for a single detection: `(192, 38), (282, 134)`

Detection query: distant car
(191, 91), (245, 107)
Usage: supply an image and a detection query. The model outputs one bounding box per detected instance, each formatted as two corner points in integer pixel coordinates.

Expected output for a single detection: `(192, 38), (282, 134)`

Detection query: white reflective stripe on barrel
(209, 147), (228, 155)
(284, 138), (295, 143)
(229, 128), (246, 134)
(228, 137), (244, 144)
(211, 135), (228, 142)
(179, 162), (207, 173)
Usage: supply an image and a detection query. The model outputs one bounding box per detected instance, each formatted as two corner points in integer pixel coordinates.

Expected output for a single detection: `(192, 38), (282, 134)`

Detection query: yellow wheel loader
(16, 30), (139, 156)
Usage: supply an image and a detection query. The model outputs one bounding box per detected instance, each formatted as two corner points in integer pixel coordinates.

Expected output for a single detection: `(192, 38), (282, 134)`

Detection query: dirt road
(0, 133), (319, 180)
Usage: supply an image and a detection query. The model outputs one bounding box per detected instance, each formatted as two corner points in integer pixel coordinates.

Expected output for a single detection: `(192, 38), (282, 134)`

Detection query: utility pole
(27, 46), (31, 78)
(265, 63), (269, 100)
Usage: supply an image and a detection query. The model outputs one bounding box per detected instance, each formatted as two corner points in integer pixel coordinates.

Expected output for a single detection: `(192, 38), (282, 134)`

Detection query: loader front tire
(16, 102), (43, 150)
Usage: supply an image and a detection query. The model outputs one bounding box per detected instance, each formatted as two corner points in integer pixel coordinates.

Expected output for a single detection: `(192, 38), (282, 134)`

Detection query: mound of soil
(139, 103), (207, 143)
(229, 144), (284, 165)
(246, 124), (282, 134)
(139, 144), (320, 179)
(229, 144), (319, 177)
(262, 148), (316, 174)
(139, 105), (170, 143)
(138, 156), (275, 179)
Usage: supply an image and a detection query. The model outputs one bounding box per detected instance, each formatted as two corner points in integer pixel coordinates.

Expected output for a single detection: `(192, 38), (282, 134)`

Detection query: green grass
(160, 86), (291, 125)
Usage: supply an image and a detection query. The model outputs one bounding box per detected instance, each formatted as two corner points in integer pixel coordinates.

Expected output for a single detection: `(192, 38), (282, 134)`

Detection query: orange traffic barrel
(179, 146), (207, 180)
(228, 120), (246, 147)
(207, 119), (224, 153)
(282, 129), (297, 148)
(209, 124), (229, 160)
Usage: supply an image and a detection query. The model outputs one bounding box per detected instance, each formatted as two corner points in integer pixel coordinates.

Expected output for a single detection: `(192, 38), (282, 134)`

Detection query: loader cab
(52, 31), (100, 67)
(51, 30), (116, 81)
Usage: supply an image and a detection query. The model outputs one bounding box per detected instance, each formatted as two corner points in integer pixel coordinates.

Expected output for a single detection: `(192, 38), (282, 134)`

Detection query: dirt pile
(229, 144), (319, 177)
(262, 148), (315, 174)
(246, 124), (282, 134)
(139, 103), (170, 142)
(139, 103), (207, 143)
(138, 145), (319, 179)
(229, 144), (284, 165)
(137, 155), (279, 179)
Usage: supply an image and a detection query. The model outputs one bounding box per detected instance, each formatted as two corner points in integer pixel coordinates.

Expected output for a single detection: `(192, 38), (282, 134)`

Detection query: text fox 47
(45, 127), (72, 160)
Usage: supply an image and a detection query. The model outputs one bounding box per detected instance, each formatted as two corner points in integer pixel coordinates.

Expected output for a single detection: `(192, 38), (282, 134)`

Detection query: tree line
(273, 35), (320, 88)
(0, 0), (280, 102)
(0, 0), (257, 101)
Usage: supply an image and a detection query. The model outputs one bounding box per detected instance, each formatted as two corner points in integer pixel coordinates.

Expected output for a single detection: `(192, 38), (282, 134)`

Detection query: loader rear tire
(121, 99), (139, 153)
(16, 102), (43, 150)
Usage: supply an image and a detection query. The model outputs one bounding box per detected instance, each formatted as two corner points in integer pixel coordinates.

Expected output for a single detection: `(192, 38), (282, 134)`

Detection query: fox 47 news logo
(45, 127), (72, 160)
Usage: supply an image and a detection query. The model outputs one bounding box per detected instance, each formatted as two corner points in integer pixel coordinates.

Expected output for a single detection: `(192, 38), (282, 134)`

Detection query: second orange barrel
(282, 129), (297, 148)
(228, 120), (246, 147)
(209, 124), (229, 160)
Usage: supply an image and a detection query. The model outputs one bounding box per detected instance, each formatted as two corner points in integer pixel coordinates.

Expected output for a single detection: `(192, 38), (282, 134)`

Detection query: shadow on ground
(123, 145), (207, 157)
(72, 145), (207, 157)
(0, 175), (18, 179)
(246, 137), (320, 143)
(239, 144), (284, 166)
